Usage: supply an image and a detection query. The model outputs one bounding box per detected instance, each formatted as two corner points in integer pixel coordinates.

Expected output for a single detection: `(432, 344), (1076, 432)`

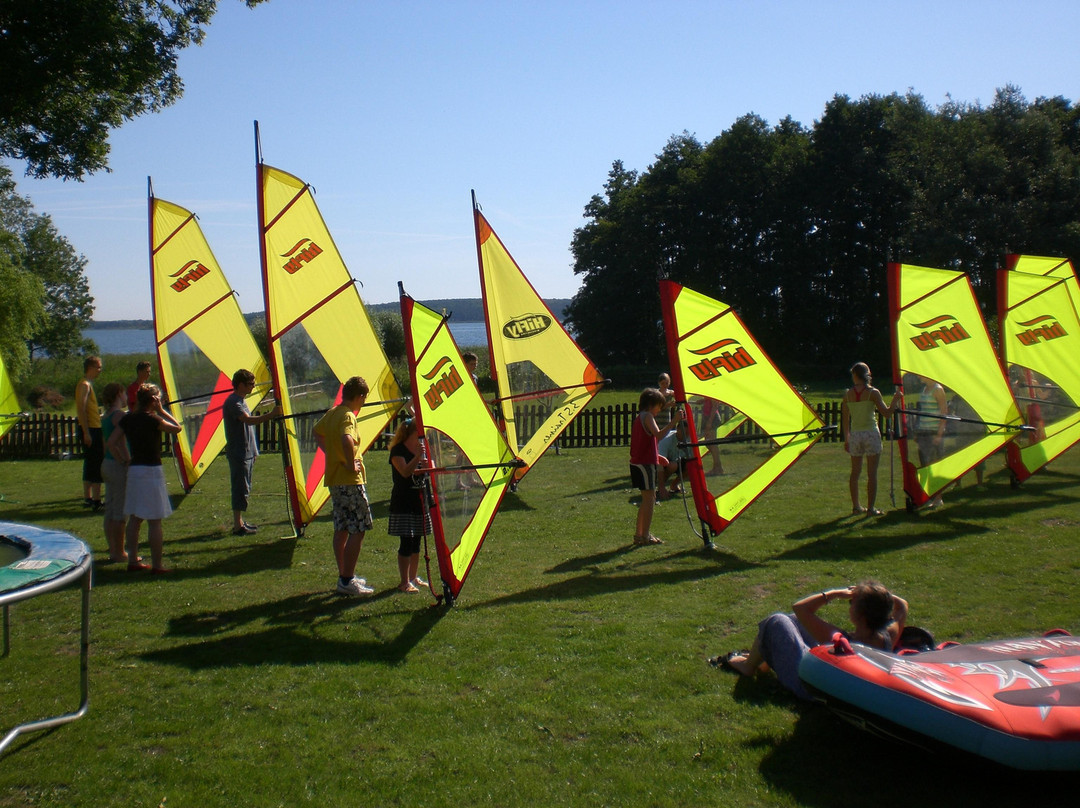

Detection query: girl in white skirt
(106, 383), (182, 573)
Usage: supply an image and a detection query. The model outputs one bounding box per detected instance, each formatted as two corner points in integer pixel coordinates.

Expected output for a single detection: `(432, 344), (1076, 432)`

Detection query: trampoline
(0, 521), (92, 755)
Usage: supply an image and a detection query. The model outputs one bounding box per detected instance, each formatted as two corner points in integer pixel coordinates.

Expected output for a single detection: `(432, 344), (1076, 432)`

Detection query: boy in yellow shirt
(314, 376), (374, 596)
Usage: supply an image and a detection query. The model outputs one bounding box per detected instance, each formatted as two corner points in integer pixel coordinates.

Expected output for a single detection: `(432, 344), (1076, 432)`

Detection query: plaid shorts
(329, 484), (373, 534)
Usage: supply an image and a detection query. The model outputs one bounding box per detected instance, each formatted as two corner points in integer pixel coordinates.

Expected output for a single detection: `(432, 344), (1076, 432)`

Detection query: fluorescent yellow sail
(149, 193), (271, 491)
(401, 290), (519, 603)
(659, 281), (827, 538)
(258, 161), (401, 533)
(1000, 255), (1080, 482)
(474, 198), (604, 479)
(0, 353), (21, 441)
(889, 263), (1024, 508)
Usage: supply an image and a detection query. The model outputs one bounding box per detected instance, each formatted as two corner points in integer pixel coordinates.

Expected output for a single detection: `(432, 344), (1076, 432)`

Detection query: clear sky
(7, 0), (1080, 320)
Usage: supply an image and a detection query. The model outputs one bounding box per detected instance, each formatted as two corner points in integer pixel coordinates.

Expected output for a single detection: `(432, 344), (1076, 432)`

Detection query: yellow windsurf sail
(999, 255), (1080, 482)
(149, 185), (272, 491)
(659, 281), (830, 541)
(888, 262), (1026, 509)
(473, 193), (605, 480)
(257, 144), (402, 534)
(0, 352), (21, 441)
(401, 286), (521, 604)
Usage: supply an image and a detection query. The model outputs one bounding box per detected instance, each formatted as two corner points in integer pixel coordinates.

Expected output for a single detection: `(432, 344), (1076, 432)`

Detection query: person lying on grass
(711, 581), (908, 699)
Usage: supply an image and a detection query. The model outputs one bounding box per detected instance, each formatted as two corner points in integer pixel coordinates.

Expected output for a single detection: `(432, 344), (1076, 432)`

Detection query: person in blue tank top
(841, 363), (899, 516)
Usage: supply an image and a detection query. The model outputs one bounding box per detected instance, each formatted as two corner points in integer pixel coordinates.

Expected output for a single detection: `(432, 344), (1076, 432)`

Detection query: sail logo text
(1015, 315), (1068, 346)
(686, 338), (756, 381)
(169, 260), (211, 292)
(422, 357), (464, 410)
(280, 238), (323, 274)
(502, 313), (551, 340)
(909, 315), (970, 351)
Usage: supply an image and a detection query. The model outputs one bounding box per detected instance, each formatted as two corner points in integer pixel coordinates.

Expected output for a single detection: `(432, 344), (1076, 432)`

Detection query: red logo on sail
(686, 338), (756, 381)
(169, 260), (211, 292)
(280, 238), (323, 274)
(422, 357), (464, 410)
(909, 315), (970, 351)
(1015, 315), (1067, 346)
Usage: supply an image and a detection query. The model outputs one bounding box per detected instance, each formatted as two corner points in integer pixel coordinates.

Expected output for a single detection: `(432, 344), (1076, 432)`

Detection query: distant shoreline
(91, 297), (571, 329)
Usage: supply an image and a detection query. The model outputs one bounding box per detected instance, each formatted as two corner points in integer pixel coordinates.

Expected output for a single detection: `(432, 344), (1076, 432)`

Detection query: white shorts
(847, 429), (883, 457)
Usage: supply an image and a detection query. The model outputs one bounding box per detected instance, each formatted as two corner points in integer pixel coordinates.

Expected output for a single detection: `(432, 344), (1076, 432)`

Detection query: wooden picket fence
(0, 400), (889, 461)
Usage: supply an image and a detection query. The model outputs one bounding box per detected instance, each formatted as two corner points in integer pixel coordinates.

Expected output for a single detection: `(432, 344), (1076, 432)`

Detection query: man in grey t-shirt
(223, 369), (280, 535)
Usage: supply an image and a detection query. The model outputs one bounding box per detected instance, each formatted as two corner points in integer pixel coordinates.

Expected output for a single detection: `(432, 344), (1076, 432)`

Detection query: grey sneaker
(336, 577), (374, 597)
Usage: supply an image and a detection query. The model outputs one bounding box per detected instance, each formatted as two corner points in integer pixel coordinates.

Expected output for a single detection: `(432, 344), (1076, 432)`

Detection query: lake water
(84, 322), (490, 355)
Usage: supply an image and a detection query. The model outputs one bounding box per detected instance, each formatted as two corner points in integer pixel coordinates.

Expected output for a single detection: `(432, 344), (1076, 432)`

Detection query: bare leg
(341, 532), (364, 579)
(849, 455), (864, 510)
(125, 517), (144, 564)
(865, 453), (881, 511)
(148, 519), (165, 570)
(727, 636), (767, 677)
(635, 489), (657, 540)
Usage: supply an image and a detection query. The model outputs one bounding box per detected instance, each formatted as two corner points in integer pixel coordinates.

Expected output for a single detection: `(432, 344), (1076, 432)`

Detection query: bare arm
(106, 423), (130, 464)
(76, 380), (92, 446)
(792, 588), (851, 645)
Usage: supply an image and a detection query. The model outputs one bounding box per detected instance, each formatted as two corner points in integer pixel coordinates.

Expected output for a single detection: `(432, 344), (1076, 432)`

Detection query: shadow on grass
(89, 535), (300, 587)
(469, 546), (759, 609)
(758, 704), (1077, 807)
(574, 476), (633, 497)
(139, 591), (447, 669)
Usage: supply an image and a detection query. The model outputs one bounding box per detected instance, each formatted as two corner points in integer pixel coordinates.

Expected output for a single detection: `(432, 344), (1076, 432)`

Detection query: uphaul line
(490, 379), (612, 405)
(682, 425), (837, 449)
(894, 408), (1036, 431)
(278, 396), (412, 421)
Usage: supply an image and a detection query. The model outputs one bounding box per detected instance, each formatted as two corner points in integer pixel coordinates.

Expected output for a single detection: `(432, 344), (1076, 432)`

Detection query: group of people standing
(78, 357), (181, 573)
(79, 360), (432, 596)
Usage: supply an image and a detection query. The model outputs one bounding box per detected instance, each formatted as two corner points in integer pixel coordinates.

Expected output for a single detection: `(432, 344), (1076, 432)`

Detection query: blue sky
(8, 0), (1080, 320)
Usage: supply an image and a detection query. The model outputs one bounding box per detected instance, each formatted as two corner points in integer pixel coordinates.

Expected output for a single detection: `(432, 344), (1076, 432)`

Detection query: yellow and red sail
(474, 194), (604, 480)
(659, 281), (827, 538)
(149, 190), (271, 491)
(401, 289), (519, 603)
(998, 255), (1080, 482)
(257, 157), (401, 533)
(0, 353), (20, 441)
(889, 263), (1024, 508)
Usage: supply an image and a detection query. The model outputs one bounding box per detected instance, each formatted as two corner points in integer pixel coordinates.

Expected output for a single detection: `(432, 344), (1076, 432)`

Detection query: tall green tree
(0, 0), (265, 179)
(0, 166), (94, 371)
(569, 88), (1080, 375)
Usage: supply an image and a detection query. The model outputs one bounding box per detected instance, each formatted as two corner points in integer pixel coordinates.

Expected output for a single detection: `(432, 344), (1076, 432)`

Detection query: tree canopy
(0, 166), (95, 376)
(566, 88), (1080, 378)
(0, 0), (263, 180)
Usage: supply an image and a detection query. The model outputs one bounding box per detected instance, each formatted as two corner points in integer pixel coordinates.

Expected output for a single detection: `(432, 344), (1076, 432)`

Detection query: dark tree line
(566, 88), (1080, 378)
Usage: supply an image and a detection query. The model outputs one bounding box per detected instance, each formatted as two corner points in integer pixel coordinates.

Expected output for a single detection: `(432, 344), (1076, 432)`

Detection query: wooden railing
(0, 400), (886, 461)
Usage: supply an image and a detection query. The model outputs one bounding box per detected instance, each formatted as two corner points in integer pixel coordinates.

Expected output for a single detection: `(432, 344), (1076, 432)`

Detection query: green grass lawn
(1, 441), (1078, 806)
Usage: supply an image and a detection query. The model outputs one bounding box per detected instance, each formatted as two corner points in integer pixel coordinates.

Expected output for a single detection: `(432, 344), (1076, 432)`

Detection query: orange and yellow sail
(401, 288), (520, 603)
(998, 255), (1080, 482)
(0, 353), (21, 441)
(659, 281), (827, 540)
(149, 189), (271, 491)
(257, 154), (401, 533)
(473, 194), (604, 479)
(889, 262), (1025, 508)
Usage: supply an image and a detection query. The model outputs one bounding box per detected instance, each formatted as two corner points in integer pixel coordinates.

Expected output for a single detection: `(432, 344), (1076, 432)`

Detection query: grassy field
(1, 439), (1078, 807)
